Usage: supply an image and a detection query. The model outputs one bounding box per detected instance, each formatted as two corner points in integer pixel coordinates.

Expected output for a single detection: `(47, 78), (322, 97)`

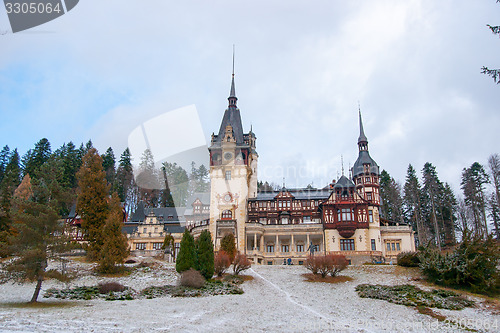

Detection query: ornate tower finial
(358, 107), (368, 151)
(341, 155), (344, 176)
(228, 45), (237, 107)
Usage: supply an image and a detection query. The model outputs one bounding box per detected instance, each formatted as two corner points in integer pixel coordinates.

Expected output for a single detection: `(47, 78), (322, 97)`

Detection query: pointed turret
(358, 110), (368, 151)
(228, 74), (237, 107)
(352, 110), (379, 177)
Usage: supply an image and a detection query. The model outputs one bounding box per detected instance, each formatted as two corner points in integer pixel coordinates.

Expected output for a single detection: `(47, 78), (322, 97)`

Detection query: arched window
(221, 210), (232, 219)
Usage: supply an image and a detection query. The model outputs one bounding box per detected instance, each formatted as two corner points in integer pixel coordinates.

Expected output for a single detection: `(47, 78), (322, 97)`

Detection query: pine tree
(481, 0), (500, 84)
(136, 149), (161, 208)
(461, 162), (490, 238)
(76, 148), (110, 260)
(5, 168), (68, 303)
(441, 183), (457, 245)
(102, 147), (116, 188)
(488, 154), (500, 239)
(176, 229), (196, 273)
(98, 193), (129, 273)
(379, 170), (404, 223)
(220, 233), (236, 262)
(422, 162), (445, 250)
(0, 145), (10, 184)
(54, 141), (81, 190)
(22, 138), (51, 179)
(195, 230), (214, 279)
(161, 162), (189, 207)
(403, 164), (426, 246)
(115, 148), (136, 214)
(0, 149), (21, 233)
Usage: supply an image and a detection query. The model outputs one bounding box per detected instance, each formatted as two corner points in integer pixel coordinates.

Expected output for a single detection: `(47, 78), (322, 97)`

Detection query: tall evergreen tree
(22, 138), (51, 179)
(195, 230), (214, 279)
(188, 162), (210, 195)
(422, 162), (445, 250)
(379, 170), (404, 223)
(76, 148), (110, 260)
(0, 149), (21, 233)
(176, 229), (196, 273)
(102, 147), (116, 188)
(461, 162), (490, 238)
(5, 166), (68, 303)
(54, 141), (81, 190)
(115, 148), (136, 214)
(488, 154), (500, 239)
(136, 149), (160, 207)
(0, 146), (10, 184)
(98, 193), (129, 273)
(403, 164), (426, 246)
(441, 183), (457, 245)
(161, 162), (189, 207)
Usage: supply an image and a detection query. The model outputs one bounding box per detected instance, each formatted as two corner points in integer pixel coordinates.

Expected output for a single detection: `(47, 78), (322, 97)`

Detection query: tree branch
(481, 67), (500, 84)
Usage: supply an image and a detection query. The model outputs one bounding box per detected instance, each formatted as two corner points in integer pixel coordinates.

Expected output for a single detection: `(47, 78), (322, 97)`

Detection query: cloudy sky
(0, 0), (499, 195)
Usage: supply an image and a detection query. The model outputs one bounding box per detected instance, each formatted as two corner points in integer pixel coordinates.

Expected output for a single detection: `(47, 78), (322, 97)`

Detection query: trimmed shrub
(179, 268), (206, 288)
(215, 251), (231, 277)
(195, 230), (215, 280)
(176, 229), (196, 273)
(305, 254), (347, 277)
(232, 252), (251, 276)
(397, 251), (420, 267)
(220, 233), (236, 263)
(305, 255), (320, 275)
(419, 234), (500, 296)
(327, 254), (348, 277)
(98, 281), (126, 294)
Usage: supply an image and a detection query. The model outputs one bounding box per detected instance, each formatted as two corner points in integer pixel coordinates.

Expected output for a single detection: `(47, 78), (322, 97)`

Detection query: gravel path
(0, 262), (498, 332)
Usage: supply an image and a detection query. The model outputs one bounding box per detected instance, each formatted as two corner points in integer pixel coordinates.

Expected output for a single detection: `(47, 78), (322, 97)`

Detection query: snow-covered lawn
(0, 260), (498, 332)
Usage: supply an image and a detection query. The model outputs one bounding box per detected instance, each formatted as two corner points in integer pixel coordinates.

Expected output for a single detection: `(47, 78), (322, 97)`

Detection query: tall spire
(228, 45), (237, 106)
(358, 107), (368, 151)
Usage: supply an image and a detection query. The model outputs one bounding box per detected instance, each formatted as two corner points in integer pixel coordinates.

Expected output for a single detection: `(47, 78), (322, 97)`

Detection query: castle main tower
(208, 73), (258, 252)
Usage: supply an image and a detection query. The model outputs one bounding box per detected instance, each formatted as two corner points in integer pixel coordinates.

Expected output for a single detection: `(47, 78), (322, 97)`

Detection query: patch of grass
(44, 285), (135, 301)
(356, 284), (475, 310)
(416, 306), (447, 321)
(302, 273), (353, 284)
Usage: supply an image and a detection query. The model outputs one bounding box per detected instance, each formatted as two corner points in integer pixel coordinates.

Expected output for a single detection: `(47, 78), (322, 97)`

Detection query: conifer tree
(54, 141), (81, 189)
(422, 162), (445, 250)
(102, 147), (116, 188)
(195, 230), (214, 279)
(220, 233), (236, 262)
(76, 148), (110, 260)
(488, 154), (500, 239)
(176, 229), (196, 273)
(136, 148), (161, 208)
(5, 169), (68, 303)
(0, 149), (21, 233)
(98, 193), (129, 273)
(115, 148), (136, 214)
(0, 145), (10, 184)
(403, 164), (426, 246)
(22, 138), (51, 179)
(461, 162), (489, 238)
(161, 162), (189, 207)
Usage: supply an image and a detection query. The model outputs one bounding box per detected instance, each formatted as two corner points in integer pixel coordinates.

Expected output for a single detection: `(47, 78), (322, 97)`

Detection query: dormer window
(221, 210), (232, 220)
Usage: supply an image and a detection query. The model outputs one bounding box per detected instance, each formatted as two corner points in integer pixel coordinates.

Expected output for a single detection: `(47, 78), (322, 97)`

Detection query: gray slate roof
(334, 175), (355, 189)
(252, 188), (331, 201)
(352, 150), (379, 177)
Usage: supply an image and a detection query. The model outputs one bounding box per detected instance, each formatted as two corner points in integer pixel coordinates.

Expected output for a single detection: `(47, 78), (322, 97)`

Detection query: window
(281, 244), (289, 253)
(174, 242), (180, 258)
(369, 210), (373, 223)
(225, 171), (231, 180)
(312, 244), (320, 252)
(367, 192), (372, 201)
(153, 242), (163, 250)
(221, 210), (232, 219)
(259, 217), (266, 224)
(340, 239), (355, 251)
(365, 176), (371, 183)
(143, 228), (147, 233)
(371, 239), (376, 251)
(266, 245), (274, 253)
(154, 227), (158, 233)
(281, 217), (288, 224)
(297, 244), (304, 252)
(135, 243), (146, 250)
(338, 208), (352, 222)
(386, 241), (401, 252)
(278, 201), (282, 208)
(303, 216), (311, 223)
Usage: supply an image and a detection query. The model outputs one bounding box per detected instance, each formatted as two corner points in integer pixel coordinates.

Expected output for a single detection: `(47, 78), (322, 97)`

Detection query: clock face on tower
(224, 193), (232, 202)
(224, 152), (233, 160)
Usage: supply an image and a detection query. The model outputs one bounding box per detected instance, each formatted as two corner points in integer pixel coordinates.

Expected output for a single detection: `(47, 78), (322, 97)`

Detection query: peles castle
(185, 73), (416, 265)
(123, 73), (415, 264)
